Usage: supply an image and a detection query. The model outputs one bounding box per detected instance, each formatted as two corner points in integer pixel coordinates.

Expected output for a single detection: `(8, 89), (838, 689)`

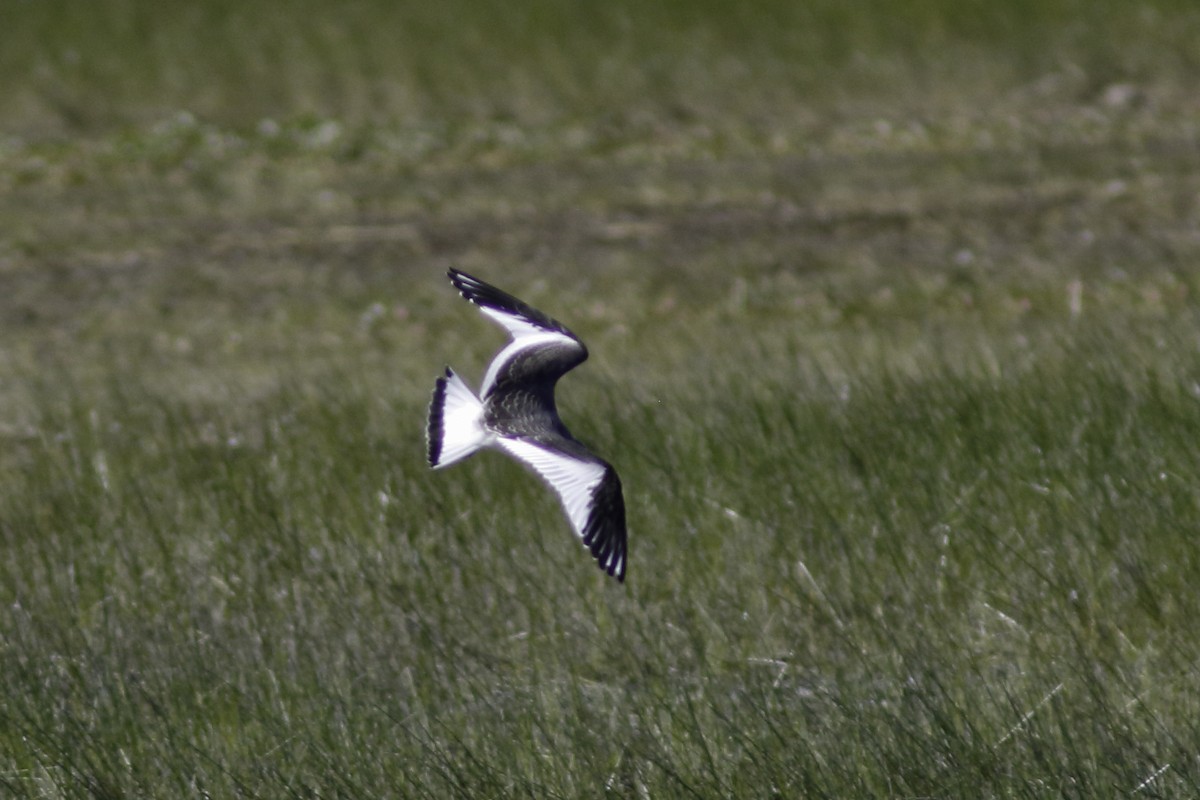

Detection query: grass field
(3, 1), (1200, 796)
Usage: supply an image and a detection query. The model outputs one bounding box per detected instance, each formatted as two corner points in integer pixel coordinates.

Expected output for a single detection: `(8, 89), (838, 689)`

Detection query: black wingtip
(446, 268), (577, 339)
(448, 268), (505, 306)
(426, 368), (450, 468)
(584, 465), (627, 583)
(447, 268), (488, 303)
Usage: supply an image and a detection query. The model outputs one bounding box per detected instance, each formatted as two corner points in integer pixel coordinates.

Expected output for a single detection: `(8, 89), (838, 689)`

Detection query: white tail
(426, 368), (489, 468)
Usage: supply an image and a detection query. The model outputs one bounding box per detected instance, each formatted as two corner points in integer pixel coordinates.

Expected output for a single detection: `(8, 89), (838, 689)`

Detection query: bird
(426, 268), (628, 582)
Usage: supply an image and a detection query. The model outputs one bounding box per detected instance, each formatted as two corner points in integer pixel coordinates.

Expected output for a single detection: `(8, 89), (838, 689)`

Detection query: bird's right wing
(498, 438), (627, 582)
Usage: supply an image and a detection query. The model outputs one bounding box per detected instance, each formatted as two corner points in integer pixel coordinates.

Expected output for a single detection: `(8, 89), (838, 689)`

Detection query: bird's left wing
(449, 268), (578, 341)
(448, 268), (588, 396)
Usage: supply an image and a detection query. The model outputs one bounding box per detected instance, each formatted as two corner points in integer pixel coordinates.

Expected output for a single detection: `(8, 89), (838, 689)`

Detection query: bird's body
(426, 269), (628, 582)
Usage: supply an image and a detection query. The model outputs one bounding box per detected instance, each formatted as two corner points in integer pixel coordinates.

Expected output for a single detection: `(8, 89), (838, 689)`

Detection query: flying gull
(426, 268), (627, 582)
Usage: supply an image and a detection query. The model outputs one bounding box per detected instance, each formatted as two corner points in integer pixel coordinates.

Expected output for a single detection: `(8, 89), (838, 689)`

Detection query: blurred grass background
(3, 0), (1198, 135)
(3, 0), (1200, 796)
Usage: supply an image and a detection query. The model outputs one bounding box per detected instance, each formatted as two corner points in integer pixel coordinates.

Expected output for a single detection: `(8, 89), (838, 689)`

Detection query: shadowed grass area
(3, 0), (1200, 796)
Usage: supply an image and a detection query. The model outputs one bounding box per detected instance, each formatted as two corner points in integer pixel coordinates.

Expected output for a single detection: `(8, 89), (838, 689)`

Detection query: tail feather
(427, 367), (488, 468)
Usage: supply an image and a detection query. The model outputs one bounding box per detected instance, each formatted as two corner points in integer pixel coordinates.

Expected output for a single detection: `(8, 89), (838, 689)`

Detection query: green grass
(3, 0), (1200, 796)
(5, 318), (1200, 797)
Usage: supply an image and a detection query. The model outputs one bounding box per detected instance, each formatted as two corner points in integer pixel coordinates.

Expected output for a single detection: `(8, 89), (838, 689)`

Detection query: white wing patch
(498, 438), (607, 546)
(475, 304), (553, 340)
